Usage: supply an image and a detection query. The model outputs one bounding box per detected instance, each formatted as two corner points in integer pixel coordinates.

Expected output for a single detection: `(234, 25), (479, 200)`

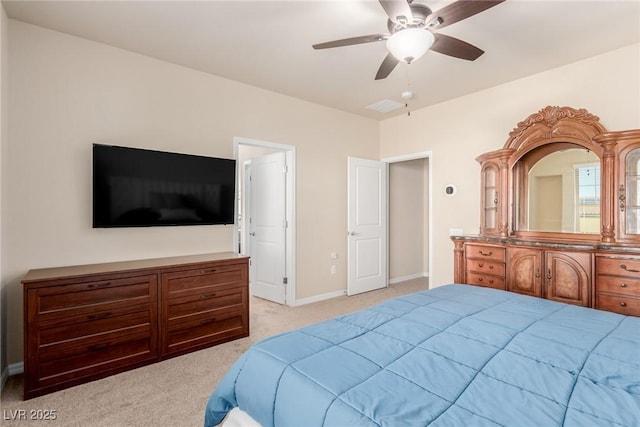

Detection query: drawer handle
(620, 264), (640, 273)
(87, 311), (112, 320)
(488, 279), (494, 284)
(479, 250), (493, 257)
(488, 265), (494, 270)
(620, 283), (628, 288)
(87, 281), (111, 289)
(200, 293), (218, 300)
(201, 268), (218, 274)
(478, 263), (484, 267)
(200, 318), (218, 325)
(620, 302), (627, 307)
(88, 343), (110, 351)
(478, 277), (483, 282)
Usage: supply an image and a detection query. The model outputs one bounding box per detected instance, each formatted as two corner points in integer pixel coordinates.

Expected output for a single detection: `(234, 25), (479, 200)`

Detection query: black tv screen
(93, 144), (236, 227)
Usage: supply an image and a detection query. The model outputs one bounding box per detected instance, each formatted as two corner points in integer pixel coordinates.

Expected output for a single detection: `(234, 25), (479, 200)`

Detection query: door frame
(382, 151), (433, 287)
(234, 137), (296, 306)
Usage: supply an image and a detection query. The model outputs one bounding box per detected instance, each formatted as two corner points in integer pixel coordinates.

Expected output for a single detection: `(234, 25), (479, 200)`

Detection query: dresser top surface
(23, 252), (248, 283)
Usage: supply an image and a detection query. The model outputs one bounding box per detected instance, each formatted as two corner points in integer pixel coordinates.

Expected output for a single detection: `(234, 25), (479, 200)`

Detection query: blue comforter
(205, 284), (640, 426)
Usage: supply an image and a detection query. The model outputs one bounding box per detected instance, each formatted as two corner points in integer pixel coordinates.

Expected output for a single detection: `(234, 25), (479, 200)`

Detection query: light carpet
(1, 278), (428, 427)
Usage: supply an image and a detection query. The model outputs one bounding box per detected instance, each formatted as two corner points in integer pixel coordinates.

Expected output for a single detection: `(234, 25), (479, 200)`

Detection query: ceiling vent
(365, 99), (404, 113)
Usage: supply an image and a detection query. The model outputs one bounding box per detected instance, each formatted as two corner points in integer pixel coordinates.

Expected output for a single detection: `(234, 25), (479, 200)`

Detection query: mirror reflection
(527, 149), (600, 233)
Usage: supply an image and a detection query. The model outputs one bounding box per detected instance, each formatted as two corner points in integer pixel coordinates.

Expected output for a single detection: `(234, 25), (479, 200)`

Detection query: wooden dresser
(23, 252), (249, 399)
(452, 236), (640, 316)
(451, 106), (640, 318)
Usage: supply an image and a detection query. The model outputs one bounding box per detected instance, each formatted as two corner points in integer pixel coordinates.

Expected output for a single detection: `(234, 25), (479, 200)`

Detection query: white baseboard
(294, 274), (428, 306)
(295, 290), (346, 306)
(9, 362), (24, 375)
(1, 362), (23, 390)
(389, 272), (428, 285)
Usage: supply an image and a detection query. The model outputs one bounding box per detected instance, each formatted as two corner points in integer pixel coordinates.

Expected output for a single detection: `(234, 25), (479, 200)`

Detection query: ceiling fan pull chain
(402, 66), (413, 117)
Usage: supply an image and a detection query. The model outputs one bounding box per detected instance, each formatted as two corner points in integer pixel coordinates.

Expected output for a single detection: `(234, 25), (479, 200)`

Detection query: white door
(347, 157), (388, 295)
(249, 151), (287, 304)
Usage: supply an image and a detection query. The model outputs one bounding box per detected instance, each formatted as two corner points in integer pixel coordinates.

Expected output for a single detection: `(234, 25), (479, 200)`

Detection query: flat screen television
(93, 144), (236, 227)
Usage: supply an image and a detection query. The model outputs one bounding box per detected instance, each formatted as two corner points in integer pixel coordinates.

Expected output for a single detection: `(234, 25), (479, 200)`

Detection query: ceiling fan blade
(431, 33), (484, 61)
(428, 0), (505, 29)
(375, 53), (400, 80)
(313, 34), (388, 50)
(379, 0), (413, 24)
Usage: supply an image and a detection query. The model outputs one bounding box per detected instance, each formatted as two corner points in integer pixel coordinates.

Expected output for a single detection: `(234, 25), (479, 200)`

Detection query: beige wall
(389, 158), (428, 281)
(380, 43), (640, 288)
(3, 21), (378, 365)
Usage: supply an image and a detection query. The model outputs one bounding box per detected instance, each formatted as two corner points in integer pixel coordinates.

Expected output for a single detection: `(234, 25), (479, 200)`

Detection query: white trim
(382, 151), (433, 164)
(9, 362), (23, 375)
(382, 151), (433, 290)
(233, 137), (297, 306)
(294, 290), (346, 307)
(2, 362), (24, 389)
(388, 272), (428, 285)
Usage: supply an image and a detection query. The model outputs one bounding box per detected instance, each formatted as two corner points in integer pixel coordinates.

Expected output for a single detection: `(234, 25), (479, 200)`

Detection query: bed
(204, 284), (640, 427)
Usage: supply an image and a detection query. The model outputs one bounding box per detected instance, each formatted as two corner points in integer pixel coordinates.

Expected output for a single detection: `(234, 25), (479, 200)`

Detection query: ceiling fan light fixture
(386, 28), (434, 64)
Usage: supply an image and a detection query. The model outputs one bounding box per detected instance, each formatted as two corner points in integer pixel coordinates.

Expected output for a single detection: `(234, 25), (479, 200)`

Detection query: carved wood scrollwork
(619, 185), (626, 212)
(505, 106), (607, 153)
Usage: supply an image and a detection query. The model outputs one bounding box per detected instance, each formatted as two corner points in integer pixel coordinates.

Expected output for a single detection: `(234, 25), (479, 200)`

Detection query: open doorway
(384, 152), (432, 287)
(234, 137), (296, 306)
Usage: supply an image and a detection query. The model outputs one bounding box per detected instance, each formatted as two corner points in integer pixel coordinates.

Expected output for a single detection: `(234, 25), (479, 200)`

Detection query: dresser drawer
(161, 263), (245, 300)
(36, 304), (155, 351)
(26, 303), (158, 393)
(596, 256), (640, 277)
(596, 293), (640, 316)
(466, 272), (505, 290)
(596, 275), (640, 296)
(163, 287), (245, 321)
(466, 245), (505, 262)
(162, 305), (248, 355)
(465, 259), (505, 276)
(26, 274), (157, 323)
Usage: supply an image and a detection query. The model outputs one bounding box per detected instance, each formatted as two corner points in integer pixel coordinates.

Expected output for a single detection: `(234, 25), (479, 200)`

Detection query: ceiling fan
(312, 0), (505, 80)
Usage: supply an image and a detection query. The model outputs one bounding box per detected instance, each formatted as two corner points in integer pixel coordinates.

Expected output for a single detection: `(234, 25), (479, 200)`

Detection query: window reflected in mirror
(526, 149), (600, 233)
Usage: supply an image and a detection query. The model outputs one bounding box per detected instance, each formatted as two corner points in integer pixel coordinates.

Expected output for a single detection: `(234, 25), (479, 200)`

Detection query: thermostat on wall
(444, 184), (457, 197)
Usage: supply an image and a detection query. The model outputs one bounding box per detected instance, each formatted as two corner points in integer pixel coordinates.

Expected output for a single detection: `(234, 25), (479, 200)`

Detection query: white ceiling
(3, 0), (640, 120)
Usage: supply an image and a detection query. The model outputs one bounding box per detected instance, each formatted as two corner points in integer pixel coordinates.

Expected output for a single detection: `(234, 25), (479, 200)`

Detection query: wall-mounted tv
(93, 144), (236, 228)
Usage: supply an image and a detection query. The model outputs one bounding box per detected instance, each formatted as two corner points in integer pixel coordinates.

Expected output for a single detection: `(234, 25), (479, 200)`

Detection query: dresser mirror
(515, 146), (601, 234)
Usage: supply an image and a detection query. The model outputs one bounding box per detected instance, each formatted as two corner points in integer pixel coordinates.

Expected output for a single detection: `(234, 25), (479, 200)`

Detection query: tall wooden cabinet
(23, 252), (249, 399)
(452, 106), (640, 316)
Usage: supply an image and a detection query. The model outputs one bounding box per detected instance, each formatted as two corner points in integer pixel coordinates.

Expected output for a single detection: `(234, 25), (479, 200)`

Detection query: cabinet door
(545, 251), (591, 306)
(507, 247), (543, 297)
(480, 163), (499, 235)
(618, 145), (640, 241)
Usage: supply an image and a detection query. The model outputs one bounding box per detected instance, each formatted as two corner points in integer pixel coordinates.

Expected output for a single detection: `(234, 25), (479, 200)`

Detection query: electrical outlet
(330, 252), (338, 259)
(330, 265), (336, 275)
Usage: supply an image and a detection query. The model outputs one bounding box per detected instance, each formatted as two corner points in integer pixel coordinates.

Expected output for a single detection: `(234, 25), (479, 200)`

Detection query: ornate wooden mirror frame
(478, 106), (615, 243)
